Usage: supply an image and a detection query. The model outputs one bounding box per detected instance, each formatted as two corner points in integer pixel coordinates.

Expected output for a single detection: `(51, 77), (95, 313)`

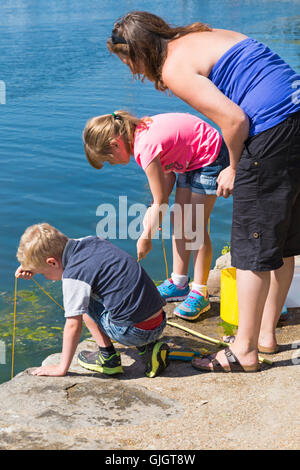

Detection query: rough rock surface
(207, 252), (232, 297)
(0, 300), (299, 450)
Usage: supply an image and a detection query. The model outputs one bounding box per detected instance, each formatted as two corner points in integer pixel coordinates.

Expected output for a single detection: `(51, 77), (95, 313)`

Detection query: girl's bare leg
(172, 190), (216, 282)
(172, 187), (193, 276)
(191, 194), (217, 285)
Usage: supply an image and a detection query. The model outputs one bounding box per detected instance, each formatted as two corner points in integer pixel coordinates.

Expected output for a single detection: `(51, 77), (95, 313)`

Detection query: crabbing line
(32, 278), (64, 311)
(11, 276), (17, 379)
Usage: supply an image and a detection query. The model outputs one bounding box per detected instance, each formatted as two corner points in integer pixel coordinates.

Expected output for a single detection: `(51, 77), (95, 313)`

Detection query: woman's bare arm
(163, 65), (249, 197)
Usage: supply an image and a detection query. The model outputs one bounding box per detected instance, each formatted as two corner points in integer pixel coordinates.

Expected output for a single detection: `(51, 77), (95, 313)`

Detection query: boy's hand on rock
(15, 265), (34, 280)
(31, 364), (67, 377)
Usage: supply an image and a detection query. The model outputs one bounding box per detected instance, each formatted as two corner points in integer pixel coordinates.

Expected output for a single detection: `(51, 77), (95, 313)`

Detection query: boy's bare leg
(82, 313), (113, 348)
(259, 256), (294, 349)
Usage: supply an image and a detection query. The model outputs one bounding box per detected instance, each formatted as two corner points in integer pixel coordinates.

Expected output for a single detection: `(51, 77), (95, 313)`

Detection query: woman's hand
(216, 166), (236, 198)
(15, 265), (34, 280)
(137, 237), (152, 261)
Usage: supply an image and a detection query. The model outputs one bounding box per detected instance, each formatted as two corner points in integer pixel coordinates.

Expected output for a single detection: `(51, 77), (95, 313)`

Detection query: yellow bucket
(220, 267), (239, 326)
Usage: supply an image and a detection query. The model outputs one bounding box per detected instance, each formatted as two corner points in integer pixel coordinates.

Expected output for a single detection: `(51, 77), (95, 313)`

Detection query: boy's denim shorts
(231, 110), (300, 271)
(87, 297), (167, 347)
(176, 140), (229, 195)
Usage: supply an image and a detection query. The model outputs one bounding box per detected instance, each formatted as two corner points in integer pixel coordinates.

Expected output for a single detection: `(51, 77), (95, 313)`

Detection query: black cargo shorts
(231, 110), (300, 271)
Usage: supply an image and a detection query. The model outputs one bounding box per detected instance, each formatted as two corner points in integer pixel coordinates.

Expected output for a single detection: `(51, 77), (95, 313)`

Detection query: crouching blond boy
(16, 223), (169, 378)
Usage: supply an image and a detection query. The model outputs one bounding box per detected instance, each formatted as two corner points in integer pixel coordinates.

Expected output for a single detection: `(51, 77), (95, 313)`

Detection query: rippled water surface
(0, 0), (299, 382)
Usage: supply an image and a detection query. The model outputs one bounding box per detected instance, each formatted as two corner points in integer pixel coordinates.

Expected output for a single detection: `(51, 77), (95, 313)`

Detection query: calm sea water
(0, 0), (299, 383)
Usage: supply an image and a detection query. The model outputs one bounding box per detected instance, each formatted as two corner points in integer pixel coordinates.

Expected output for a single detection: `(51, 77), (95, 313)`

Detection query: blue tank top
(208, 38), (300, 136)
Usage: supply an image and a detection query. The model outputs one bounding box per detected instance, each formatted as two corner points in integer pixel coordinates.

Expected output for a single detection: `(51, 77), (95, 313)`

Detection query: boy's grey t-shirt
(62, 237), (165, 326)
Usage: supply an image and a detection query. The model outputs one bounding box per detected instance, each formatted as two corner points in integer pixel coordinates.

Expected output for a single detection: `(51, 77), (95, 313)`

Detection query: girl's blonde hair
(107, 11), (212, 91)
(83, 109), (143, 169)
(17, 223), (68, 271)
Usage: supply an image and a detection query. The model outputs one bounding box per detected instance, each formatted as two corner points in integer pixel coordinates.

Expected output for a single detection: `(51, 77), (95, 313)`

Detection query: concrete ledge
(0, 301), (299, 450)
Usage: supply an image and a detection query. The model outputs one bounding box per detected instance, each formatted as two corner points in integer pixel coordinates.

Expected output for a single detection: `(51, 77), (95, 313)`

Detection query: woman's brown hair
(107, 11), (212, 91)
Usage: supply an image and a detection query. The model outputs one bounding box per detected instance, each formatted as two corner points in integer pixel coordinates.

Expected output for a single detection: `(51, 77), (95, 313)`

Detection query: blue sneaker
(157, 278), (190, 302)
(279, 304), (288, 322)
(174, 290), (210, 320)
(281, 304), (288, 316)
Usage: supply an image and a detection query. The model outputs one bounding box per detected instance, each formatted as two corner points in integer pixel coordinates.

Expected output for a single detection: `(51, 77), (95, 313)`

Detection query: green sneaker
(143, 341), (170, 378)
(78, 349), (123, 375)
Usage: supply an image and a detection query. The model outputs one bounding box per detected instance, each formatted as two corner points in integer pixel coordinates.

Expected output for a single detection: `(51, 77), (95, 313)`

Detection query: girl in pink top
(134, 112), (221, 172)
(83, 110), (229, 320)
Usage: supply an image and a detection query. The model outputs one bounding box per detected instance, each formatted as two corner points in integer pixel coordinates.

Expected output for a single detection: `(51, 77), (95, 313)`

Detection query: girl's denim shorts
(87, 297), (167, 347)
(176, 140), (229, 195)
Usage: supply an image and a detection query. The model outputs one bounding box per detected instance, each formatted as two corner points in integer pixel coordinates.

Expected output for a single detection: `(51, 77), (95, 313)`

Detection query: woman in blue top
(107, 11), (300, 373)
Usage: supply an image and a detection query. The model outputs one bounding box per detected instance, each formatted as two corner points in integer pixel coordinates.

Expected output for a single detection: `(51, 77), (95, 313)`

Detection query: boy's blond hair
(83, 109), (143, 169)
(17, 223), (68, 271)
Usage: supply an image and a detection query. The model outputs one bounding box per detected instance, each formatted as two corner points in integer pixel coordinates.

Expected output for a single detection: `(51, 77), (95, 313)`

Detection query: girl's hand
(15, 265), (34, 280)
(137, 237), (152, 261)
(216, 166), (236, 198)
(31, 364), (67, 377)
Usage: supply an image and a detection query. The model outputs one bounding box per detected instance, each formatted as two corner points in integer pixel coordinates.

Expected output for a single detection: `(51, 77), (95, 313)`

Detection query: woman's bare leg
(194, 268), (271, 370)
(259, 256), (294, 349)
(231, 269), (270, 362)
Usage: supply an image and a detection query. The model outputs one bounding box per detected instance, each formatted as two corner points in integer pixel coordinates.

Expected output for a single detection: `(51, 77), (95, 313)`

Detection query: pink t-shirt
(133, 113), (222, 173)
